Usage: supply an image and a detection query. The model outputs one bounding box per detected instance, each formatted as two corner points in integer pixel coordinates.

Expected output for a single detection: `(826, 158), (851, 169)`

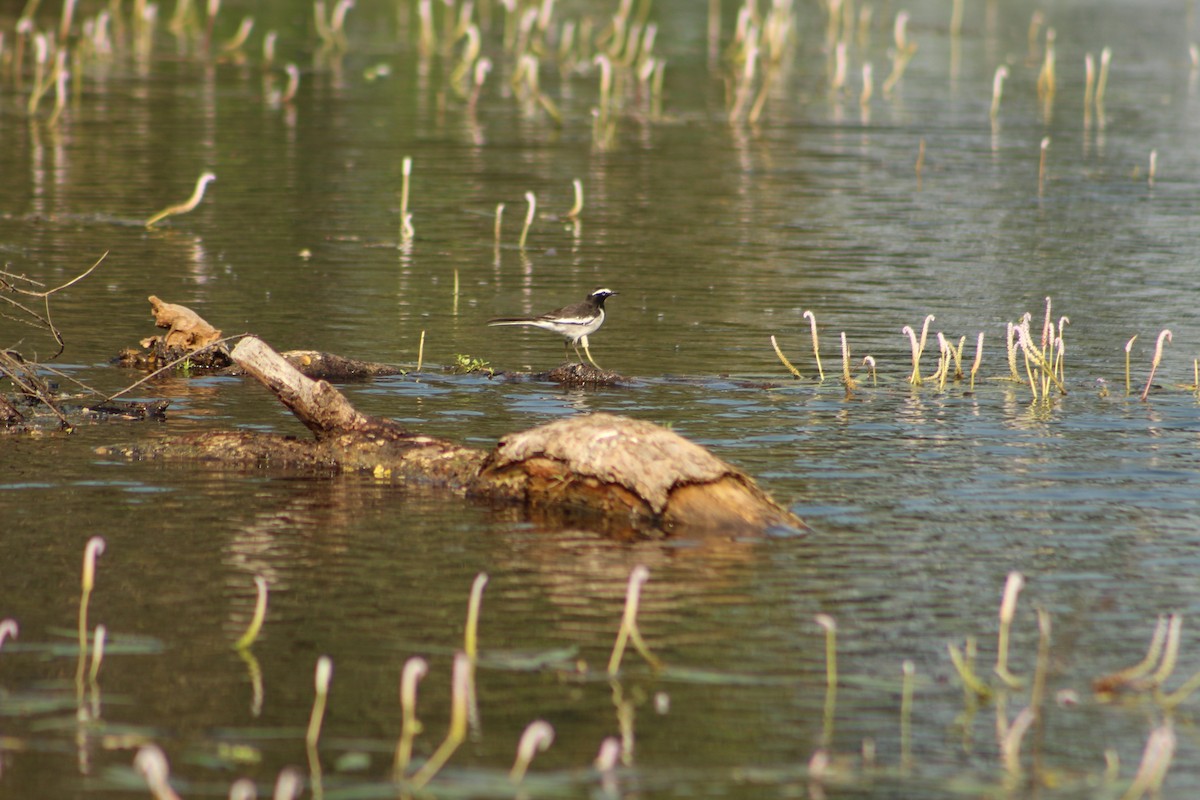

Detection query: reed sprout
(1157, 662), (1200, 711)
(594, 736), (620, 793)
(262, 30), (276, 66)
(1148, 614), (1182, 688)
(611, 679), (636, 767)
(465, 572), (487, 659)
(1056, 316), (1070, 382)
(47, 51), (67, 126)
(85, 622), (107, 718)
(306, 656), (332, 749)
(948, 637), (991, 699)
(269, 765), (301, 797)
(607, 564), (662, 675)
(840, 332), (856, 391)
(1030, 608), (1051, 717)
(1006, 322), (1020, 381)
(75, 536), (105, 698)
(1000, 706), (1035, 777)
(416, 0), (435, 55)
(933, 332), (949, 390)
(220, 16), (254, 54)
(803, 310), (824, 380)
(0, 619), (18, 654)
(145, 171), (217, 228)
(949, 334), (966, 383)
(770, 335), (803, 379)
(1148, 150), (1157, 187)
(593, 54), (616, 145)
(273, 63), (300, 105)
(1038, 137), (1050, 195)
(1093, 616), (1169, 696)
(949, 0), (963, 38)
(417, 330), (425, 372)
(399, 156), (414, 244)
(510, 719), (554, 784)
(1013, 312), (1067, 401)
(410, 651), (472, 788)
(468, 57), (491, 111)
(899, 660), (915, 772)
(901, 314), (934, 386)
(494, 202), (505, 245)
(26, 33), (49, 115)
(1036, 27), (1056, 116)
(450, 24), (481, 92)
(1122, 724), (1175, 800)
(519, 191), (536, 249)
(860, 62), (873, 108)
(1125, 335), (1138, 395)
(969, 332), (984, 391)
(565, 178), (584, 219)
(994, 571), (1025, 689)
(229, 778), (255, 800)
(1096, 47), (1112, 110)
(881, 10), (918, 96)
(650, 58), (666, 119)
(134, 744), (182, 800)
(233, 575), (268, 650)
(1140, 329), (1171, 401)
(861, 355), (877, 386)
(59, 0), (78, 44)
(305, 656), (332, 796)
(815, 614), (837, 746)
(394, 656), (429, 779)
(831, 41), (846, 91)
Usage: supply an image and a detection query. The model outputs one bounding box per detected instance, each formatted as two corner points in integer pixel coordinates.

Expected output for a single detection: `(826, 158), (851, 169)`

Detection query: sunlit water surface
(5, 0), (1200, 797)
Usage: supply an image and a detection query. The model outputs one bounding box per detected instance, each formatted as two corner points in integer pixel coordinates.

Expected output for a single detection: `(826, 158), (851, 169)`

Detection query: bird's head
(589, 287), (617, 305)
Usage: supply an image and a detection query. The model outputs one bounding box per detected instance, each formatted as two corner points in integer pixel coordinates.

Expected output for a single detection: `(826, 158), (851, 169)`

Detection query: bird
(488, 287), (617, 368)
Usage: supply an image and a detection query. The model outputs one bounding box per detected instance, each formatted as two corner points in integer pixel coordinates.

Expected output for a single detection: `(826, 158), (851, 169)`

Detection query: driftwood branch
(1, 252), (108, 357)
(106, 334), (804, 535)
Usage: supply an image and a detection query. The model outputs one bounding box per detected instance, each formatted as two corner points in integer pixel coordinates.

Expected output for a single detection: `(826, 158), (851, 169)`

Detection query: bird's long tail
(487, 318), (537, 326)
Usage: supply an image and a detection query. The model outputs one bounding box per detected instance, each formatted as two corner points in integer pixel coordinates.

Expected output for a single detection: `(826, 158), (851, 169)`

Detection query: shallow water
(4, 0), (1200, 797)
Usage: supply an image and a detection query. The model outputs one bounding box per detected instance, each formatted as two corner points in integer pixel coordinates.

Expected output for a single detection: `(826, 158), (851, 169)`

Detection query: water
(4, 0), (1200, 797)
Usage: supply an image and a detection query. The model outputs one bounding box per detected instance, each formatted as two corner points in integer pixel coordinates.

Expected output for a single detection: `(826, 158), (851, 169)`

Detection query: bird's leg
(580, 335), (602, 369)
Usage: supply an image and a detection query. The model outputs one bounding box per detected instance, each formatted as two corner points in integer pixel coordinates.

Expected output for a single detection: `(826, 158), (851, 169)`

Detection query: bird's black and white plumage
(488, 287), (617, 367)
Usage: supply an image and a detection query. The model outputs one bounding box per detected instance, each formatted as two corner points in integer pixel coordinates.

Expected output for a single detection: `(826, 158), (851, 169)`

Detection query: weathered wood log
(475, 414), (802, 533)
(146, 295), (222, 349)
(275, 350), (407, 381)
(105, 336), (804, 535)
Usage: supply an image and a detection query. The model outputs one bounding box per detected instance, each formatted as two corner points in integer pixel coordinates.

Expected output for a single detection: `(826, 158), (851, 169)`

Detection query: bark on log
(103, 336), (804, 535)
(475, 414), (801, 533)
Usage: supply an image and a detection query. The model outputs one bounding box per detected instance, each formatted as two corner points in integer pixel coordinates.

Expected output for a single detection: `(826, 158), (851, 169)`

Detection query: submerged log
(476, 414), (800, 533)
(105, 336), (804, 535)
(119, 297), (407, 379)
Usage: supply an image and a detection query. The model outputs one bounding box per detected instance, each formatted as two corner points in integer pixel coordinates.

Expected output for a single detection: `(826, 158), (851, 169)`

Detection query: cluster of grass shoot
(6, 543), (1200, 798)
(943, 572), (1189, 797)
(816, 0), (919, 124)
(1, 0), (669, 155)
(723, 0), (796, 124)
(5, 0), (295, 126)
(406, 0), (667, 149)
(1, 542), (665, 797)
(771, 297), (1190, 405)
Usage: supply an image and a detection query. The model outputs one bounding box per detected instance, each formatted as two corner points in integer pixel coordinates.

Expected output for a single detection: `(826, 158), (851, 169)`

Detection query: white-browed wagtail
(488, 287), (617, 368)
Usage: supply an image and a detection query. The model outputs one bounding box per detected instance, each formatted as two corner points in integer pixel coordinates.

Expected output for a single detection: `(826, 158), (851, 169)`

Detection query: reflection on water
(5, 0), (1200, 797)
